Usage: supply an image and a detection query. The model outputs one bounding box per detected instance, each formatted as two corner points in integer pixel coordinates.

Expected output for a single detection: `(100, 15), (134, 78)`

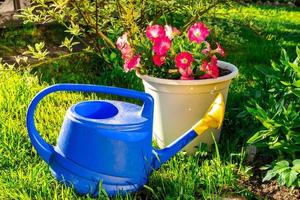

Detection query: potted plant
(116, 22), (238, 153)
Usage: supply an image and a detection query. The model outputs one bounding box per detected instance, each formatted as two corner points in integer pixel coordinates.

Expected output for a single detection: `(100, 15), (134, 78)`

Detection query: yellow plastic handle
(193, 93), (225, 135)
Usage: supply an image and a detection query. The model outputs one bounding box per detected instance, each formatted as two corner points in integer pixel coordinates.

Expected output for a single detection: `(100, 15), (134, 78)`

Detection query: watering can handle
(26, 84), (154, 164)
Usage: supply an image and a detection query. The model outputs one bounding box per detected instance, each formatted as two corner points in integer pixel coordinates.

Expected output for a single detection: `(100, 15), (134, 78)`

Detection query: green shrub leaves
(247, 47), (300, 188)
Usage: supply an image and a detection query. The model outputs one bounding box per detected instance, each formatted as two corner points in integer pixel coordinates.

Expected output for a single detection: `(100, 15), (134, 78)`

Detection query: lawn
(0, 3), (300, 200)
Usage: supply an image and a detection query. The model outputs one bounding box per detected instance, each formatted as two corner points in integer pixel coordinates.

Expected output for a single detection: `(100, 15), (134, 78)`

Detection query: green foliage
(246, 47), (300, 187)
(263, 160), (300, 187)
(60, 37), (80, 52)
(247, 48), (300, 157)
(23, 42), (49, 60)
(17, 0), (227, 72)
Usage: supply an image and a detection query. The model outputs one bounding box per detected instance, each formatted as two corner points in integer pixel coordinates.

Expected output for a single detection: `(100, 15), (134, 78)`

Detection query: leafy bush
(246, 47), (300, 187)
(15, 0), (228, 70)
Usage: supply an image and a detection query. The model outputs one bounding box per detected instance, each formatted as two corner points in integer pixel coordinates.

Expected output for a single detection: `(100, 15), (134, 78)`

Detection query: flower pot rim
(136, 61), (238, 86)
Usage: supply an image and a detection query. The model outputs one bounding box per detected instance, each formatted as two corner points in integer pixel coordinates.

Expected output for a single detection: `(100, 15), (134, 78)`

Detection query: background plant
(16, 0), (228, 71)
(246, 47), (300, 187)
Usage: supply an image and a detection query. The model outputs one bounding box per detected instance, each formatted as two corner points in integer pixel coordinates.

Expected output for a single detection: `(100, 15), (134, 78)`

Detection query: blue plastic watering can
(26, 84), (225, 196)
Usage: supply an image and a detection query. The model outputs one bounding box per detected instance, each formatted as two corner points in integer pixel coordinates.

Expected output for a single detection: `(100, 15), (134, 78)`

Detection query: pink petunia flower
(153, 54), (166, 67)
(124, 54), (141, 72)
(175, 52), (194, 69)
(146, 25), (166, 42)
(164, 25), (181, 40)
(210, 55), (218, 67)
(202, 41), (211, 55)
(117, 32), (135, 63)
(200, 55), (219, 79)
(121, 44), (134, 60)
(179, 67), (194, 80)
(152, 37), (171, 56)
(215, 43), (225, 57)
(116, 32), (129, 50)
(187, 22), (209, 44)
(199, 73), (211, 79)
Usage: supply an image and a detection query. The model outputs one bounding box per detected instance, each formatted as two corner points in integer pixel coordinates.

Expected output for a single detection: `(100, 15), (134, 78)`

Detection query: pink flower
(175, 52), (194, 69)
(179, 67), (194, 80)
(199, 74), (211, 79)
(164, 25), (181, 40)
(202, 42), (211, 55)
(116, 32), (135, 62)
(152, 37), (171, 56)
(124, 54), (141, 72)
(116, 32), (129, 50)
(187, 22), (209, 44)
(121, 44), (134, 60)
(215, 43), (225, 57)
(153, 54), (166, 67)
(200, 55), (219, 79)
(210, 54), (218, 66)
(146, 25), (166, 42)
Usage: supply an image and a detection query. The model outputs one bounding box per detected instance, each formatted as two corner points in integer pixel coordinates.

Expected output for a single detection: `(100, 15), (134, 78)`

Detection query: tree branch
(183, 0), (224, 31)
(70, 0), (115, 50)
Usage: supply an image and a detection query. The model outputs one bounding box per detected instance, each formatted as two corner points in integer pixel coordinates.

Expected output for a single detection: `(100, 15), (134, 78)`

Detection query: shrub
(15, 0), (228, 70)
(246, 47), (300, 187)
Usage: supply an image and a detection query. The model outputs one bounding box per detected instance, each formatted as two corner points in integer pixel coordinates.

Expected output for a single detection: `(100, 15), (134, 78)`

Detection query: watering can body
(26, 84), (225, 196)
(27, 84), (156, 196)
(54, 100), (154, 195)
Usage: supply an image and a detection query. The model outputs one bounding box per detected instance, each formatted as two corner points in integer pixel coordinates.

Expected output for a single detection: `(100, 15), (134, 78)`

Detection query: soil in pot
(219, 67), (232, 77)
(165, 66), (232, 79)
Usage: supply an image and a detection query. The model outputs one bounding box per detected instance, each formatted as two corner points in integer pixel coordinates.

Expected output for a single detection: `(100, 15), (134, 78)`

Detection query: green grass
(0, 70), (248, 199)
(0, 4), (300, 200)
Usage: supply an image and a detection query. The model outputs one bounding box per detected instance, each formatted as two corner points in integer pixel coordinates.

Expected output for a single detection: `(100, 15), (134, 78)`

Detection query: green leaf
(296, 46), (300, 59)
(246, 104), (270, 125)
(247, 130), (270, 144)
(287, 169), (298, 187)
(260, 165), (271, 171)
(255, 65), (280, 79)
(289, 62), (300, 78)
(280, 49), (290, 64)
(282, 169), (291, 186)
(272, 166), (290, 174)
(280, 81), (291, 86)
(278, 169), (290, 186)
(293, 80), (300, 87)
(263, 169), (277, 182)
(276, 160), (290, 168)
(292, 88), (300, 97)
(110, 52), (117, 60)
(293, 159), (300, 166)
(292, 159), (300, 173)
(270, 142), (283, 149)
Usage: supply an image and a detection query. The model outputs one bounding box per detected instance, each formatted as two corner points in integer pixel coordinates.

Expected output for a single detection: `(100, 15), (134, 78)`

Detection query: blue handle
(26, 84), (154, 163)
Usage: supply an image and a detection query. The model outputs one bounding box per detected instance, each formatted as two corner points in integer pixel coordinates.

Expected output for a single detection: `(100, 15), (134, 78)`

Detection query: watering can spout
(152, 93), (225, 170)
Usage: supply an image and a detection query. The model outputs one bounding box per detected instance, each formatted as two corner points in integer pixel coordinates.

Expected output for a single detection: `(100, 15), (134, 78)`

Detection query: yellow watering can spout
(193, 93), (225, 135)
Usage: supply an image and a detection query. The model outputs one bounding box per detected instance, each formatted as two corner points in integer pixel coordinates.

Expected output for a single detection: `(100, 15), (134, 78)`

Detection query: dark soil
(239, 177), (300, 200)
(239, 153), (300, 200)
(219, 67), (232, 77)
